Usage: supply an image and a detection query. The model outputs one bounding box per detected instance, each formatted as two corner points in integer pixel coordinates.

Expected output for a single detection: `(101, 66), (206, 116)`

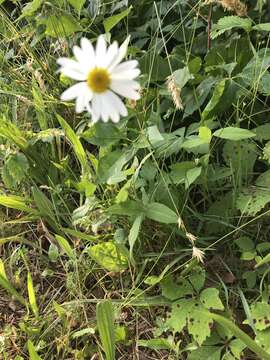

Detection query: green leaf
(161, 275), (193, 300)
(88, 241), (128, 272)
(145, 203), (178, 224)
(27, 272), (39, 317)
(104, 6), (132, 33)
(2, 153), (29, 188)
(67, 0), (86, 11)
(71, 327), (95, 339)
(188, 307), (213, 345)
(255, 253), (270, 268)
(137, 338), (175, 351)
(96, 300), (115, 360)
(45, 14), (82, 37)
(213, 127), (255, 141)
(200, 288), (224, 310)
(202, 79), (226, 120)
(128, 215), (143, 261)
(166, 299), (195, 333)
(187, 346), (221, 360)
(0, 267), (26, 305)
(21, 0), (42, 17)
(0, 195), (37, 215)
(211, 16), (252, 39)
(250, 303), (270, 331)
(237, 187), (270, 216)
(27, 340), (43, 360)
(185, 167), (202, 189)
(55, 235), (75, 260)
(234, 236), (254, 251)
(253, 23), (270, 32)
(57, 114), (88, 173)
(173, 66), (193, 88)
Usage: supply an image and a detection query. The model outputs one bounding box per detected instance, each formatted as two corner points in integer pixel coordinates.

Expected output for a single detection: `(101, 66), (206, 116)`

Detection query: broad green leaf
(185, 167), (202, 189)
(55, 235), (75, 260)
(145, 203), (178, 224)
(200, 288), (224, 310)
(202, 79), (226, 120)
(250, 303), (270, 331)
(108, 200), (145, 217)
(67, 0), (86, 11)
(96, 300), (115, 360)
(211, 16), (252, 39)
(27, 340), (43, 360)
(104, 6), (132, 33)
(234, 236), (254, 251)
(57, 114), (89, 173)
(166, 299), (195, 332)
(213, 127), (255, 141)
(173, 66), (193, 88)
(88, 242), (128, 272)
(161, 275), (193, 300)
(199, 126), (212, 143)
(256, 328), (270, 353)
(45, 14), (82, 37)
(27, 272), (39, 317)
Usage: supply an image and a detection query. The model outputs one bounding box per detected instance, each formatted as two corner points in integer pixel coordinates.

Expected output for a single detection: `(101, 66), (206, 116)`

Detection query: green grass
(1, 0), (270, 359)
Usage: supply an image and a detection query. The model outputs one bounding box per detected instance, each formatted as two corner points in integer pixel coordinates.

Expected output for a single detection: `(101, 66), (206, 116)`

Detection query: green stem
(211, 313), (270, 360)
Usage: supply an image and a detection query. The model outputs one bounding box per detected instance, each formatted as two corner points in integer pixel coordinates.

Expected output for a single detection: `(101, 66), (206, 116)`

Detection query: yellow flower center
(87, 67), (111, 93)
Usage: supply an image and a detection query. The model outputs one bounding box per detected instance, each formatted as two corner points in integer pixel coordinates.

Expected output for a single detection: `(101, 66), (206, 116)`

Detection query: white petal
(57, 58), (85, 73)
(108, 36), (130, 71)
(113, 60), (139, 72)
(60, 67), (87, 81)
(111, 68), (140, 80)
(91, 94), (102, 122)
(110, 79), (140, 100)
(95, 35), (107, 66)
(80, 38), (95, 59)
(106, 90), (128, 120)
(103, 41), (119, 69)
(60, 82), (88, 101)
(75, 90), (93, 113)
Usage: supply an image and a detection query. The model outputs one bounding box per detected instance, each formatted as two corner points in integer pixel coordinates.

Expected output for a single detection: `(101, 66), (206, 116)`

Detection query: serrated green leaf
(213, 127), (255, 141)
(211, 16), (252, 39)
(200, 288), (224, 310)
(104, 6), (132, 33)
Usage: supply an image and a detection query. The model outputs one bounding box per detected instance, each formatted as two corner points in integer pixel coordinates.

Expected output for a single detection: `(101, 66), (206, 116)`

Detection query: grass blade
(27, 272), (39, 317)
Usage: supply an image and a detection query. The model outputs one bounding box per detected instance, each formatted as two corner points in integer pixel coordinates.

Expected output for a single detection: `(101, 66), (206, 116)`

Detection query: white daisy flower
(57, 35), (140, 123)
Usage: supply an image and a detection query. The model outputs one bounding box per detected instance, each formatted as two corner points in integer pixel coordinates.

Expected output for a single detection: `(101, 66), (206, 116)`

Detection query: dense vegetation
(1, 0), (270, 359)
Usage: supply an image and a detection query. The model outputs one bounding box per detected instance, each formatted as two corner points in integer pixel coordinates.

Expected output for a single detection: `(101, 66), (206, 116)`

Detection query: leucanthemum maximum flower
(57, 35), (140, 123)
